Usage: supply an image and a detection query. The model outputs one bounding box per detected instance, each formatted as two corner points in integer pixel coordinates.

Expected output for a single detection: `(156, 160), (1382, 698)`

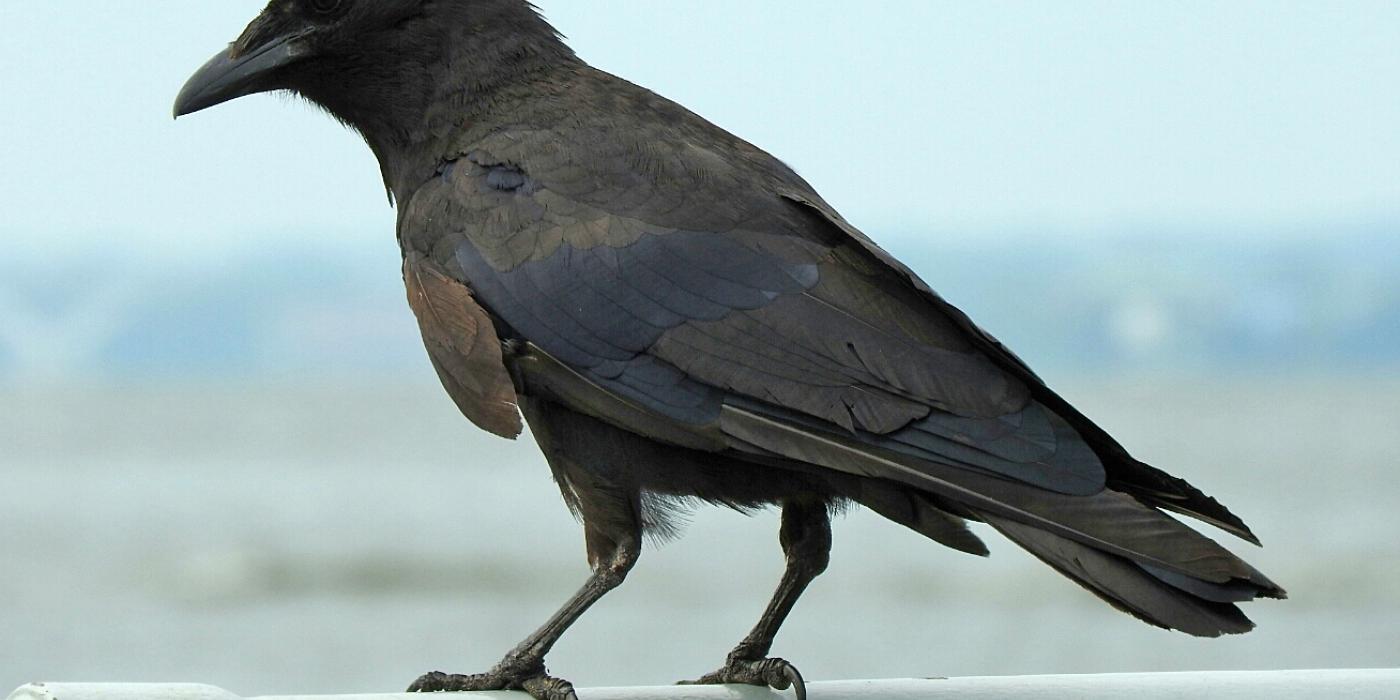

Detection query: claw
(681, 656), (807, 699)
(781, 661), (806, 700)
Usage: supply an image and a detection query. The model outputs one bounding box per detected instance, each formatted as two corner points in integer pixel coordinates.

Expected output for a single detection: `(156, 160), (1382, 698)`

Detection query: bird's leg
(411, 398), (647, 699)
(409, 513), (641, 700)
(683, 498), (831, 700)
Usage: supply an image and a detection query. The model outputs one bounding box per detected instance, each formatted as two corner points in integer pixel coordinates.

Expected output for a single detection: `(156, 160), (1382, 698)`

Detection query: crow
(175, 2), (1284, 698)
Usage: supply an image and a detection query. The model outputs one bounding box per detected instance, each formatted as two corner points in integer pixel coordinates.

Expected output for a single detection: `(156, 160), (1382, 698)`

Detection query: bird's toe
(521, 674), (580, 700)
(408, 670), (519, 693)
(681, 656), (807, 700)
(407, 663), (576, 700)
(407, 670), (487, 692)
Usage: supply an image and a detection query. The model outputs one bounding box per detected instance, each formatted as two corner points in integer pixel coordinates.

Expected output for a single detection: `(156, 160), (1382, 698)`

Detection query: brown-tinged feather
(404, 252), (523, 439)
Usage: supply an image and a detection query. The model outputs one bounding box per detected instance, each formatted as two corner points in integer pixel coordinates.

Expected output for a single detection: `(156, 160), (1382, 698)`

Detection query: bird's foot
(680, 655), (807, 700)
(408, 656), (577, 700)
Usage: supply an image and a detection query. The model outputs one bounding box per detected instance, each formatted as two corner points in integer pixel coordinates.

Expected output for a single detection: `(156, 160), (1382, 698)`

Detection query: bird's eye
(305, 0), (344, 16)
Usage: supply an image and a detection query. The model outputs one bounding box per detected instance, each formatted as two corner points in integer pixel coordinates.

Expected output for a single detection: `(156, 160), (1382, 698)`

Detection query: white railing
(10, 671), (1400, 700)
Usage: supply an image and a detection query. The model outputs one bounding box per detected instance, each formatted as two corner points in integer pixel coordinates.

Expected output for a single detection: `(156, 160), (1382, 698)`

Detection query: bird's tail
(855, 477), (1285, 637)
(979, 510), (1278, 636)
(722, 404), (1285, 637)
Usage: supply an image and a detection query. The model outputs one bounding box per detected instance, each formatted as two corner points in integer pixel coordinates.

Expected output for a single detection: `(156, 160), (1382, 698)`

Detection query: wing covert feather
(400, 124), (1107, 496)
(404, 253), (523, 439)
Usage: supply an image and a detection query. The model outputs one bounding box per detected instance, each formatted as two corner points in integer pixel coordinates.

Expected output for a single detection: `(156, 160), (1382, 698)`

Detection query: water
(3, 377), (1398, 695)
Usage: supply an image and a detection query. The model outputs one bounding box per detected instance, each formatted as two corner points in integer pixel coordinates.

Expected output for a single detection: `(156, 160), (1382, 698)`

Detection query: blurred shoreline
(1, 228), (1397, 384)
(5, 376), (1399, 693)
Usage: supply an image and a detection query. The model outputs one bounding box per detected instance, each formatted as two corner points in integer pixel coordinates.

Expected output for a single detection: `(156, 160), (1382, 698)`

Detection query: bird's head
(174, 0), (572, 142)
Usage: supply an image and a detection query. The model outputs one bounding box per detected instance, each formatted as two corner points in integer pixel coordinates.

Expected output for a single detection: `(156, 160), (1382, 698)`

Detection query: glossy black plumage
(175, 2), (1284, 698)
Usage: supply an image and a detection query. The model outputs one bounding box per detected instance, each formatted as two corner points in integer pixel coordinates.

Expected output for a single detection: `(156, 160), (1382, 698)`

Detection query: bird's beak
(173, 31), (309, 118)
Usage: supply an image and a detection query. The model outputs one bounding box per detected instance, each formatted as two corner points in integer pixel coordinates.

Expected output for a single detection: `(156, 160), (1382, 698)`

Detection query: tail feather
(724, 403), (1274, 585)
(1137, 562), (1276, 604)
(719, 403), (1284, 635)
(984, 514), (1259, 637)
(855, 480), (989, 556)
(1111, 458), (1262, 546)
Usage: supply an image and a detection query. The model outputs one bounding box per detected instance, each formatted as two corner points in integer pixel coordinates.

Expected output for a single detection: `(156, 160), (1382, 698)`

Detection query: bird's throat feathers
(294, 0), (576, 188)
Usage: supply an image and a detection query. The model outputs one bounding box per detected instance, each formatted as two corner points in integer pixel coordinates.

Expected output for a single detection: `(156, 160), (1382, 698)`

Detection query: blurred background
(3, 0), (1399, 694)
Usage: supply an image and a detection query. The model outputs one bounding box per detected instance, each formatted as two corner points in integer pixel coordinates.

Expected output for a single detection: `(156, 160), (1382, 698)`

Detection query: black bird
(175, 2), (1284, 698)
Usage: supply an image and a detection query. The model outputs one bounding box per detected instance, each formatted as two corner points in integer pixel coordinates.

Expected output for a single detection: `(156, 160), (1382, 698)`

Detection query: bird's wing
(399, 124), (1106, 497)
(404, 251), (523, 439)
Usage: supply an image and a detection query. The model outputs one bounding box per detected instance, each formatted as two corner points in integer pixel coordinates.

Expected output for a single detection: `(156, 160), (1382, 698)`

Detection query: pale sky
(3, 1), (1399, 262)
